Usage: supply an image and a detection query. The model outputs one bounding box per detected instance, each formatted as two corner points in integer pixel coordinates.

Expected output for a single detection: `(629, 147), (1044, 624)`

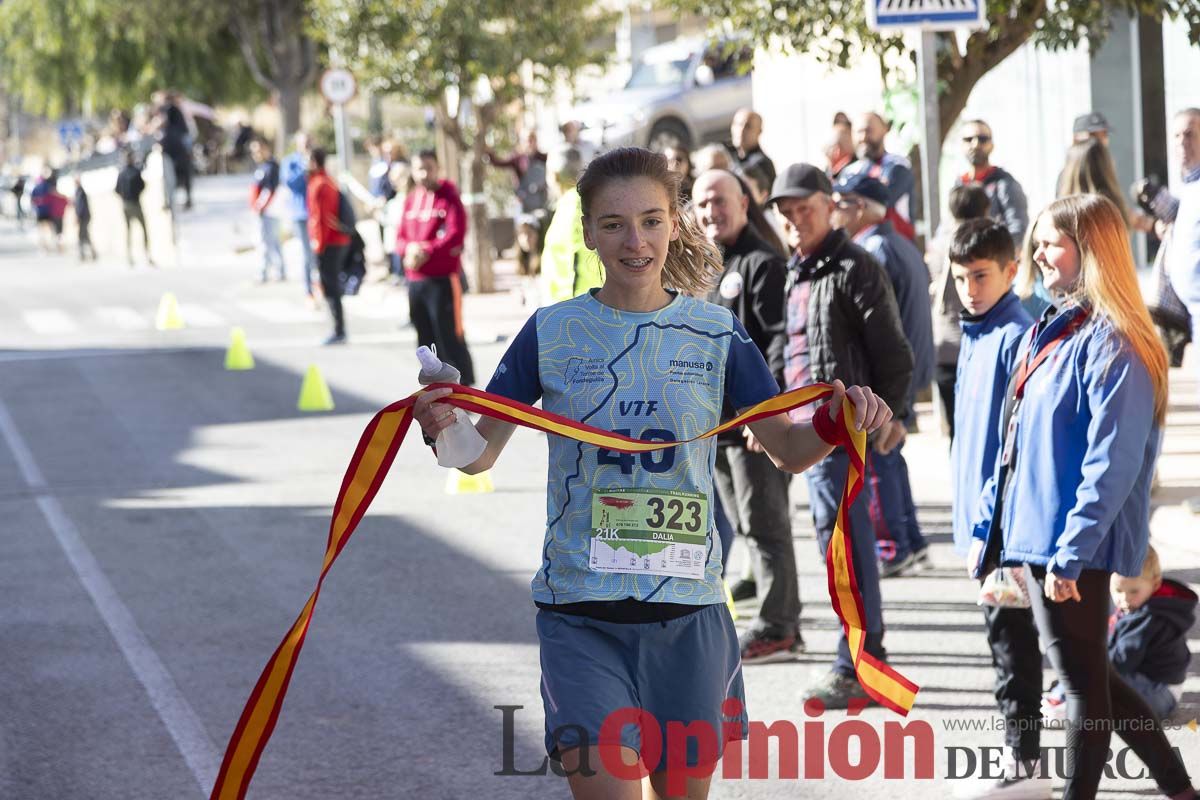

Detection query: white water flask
(416, 346), (487, 469)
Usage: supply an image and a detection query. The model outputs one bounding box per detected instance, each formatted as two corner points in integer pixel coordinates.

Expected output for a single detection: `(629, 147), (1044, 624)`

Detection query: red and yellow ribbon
(210, 382), (919, 799)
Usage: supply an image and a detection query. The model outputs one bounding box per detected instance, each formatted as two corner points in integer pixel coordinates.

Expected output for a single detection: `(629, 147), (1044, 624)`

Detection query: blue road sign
(57, 120), (85, 146)
(867, 0), (986, 31)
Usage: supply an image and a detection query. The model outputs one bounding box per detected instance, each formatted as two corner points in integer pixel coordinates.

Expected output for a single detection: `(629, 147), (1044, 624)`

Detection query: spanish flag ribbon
(210, 382), (919, 799)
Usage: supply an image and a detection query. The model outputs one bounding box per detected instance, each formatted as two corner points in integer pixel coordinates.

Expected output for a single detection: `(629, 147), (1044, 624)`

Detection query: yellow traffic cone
(724, 579), (739, 621)
(297, 365), (334, 411)
(155, 292), (185, 330)
(445, 469), (494, 495)
(224, 327), (255, 370)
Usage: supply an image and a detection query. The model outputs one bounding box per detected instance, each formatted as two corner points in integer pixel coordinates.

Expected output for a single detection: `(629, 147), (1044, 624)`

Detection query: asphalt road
(1, 176), (1198, 799)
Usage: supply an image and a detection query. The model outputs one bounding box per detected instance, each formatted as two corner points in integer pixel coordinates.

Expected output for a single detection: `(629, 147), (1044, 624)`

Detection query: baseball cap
(832, 173), (890, 207)
(767, 163), (833, 206)
(1073, 111), (1109, 135)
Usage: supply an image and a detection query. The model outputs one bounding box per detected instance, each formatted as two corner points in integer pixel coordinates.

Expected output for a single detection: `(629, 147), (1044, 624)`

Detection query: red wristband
(811, 402), (846, 447)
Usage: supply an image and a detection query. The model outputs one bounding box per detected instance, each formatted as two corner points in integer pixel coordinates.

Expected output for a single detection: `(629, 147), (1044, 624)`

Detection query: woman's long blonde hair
(576, 147), (723, 295)
(1020, 194), (1168, 423)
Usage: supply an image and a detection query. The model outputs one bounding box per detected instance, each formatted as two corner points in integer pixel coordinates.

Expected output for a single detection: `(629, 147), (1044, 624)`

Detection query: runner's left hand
(825, 379), (892, 435)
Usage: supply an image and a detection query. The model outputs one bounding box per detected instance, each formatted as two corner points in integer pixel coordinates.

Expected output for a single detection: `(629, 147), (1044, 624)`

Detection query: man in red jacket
(306, 147), (349, 345)
(395, 149), (475, 384)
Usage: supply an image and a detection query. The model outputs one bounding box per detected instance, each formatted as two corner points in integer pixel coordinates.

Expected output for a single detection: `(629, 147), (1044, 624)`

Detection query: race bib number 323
(589, 488), (709, 579)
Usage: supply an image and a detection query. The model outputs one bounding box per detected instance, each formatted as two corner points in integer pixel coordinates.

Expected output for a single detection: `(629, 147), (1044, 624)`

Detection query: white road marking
(176, 304), (227, 328)
(237, 299), (323, 324)
(22, 308), (80, 335)
(94, 306), (152, 331)
(0, 399), (221, 795)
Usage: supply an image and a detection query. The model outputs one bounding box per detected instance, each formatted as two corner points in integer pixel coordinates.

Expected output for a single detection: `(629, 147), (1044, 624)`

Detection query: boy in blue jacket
(949, 218), (1045, 799)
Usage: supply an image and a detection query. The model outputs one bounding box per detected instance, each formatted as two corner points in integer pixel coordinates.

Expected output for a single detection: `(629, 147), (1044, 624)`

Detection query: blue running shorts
(536, 603), (747, 772)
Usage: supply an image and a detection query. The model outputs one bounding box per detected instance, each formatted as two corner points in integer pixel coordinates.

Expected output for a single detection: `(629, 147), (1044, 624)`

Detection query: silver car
(574, 36), (753, 153)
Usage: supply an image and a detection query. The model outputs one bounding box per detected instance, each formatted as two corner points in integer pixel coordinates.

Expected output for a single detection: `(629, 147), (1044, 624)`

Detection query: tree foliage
(669, 0), (1200, 143)
(0, 0), (262, 116)
(309, 0), (616, 137)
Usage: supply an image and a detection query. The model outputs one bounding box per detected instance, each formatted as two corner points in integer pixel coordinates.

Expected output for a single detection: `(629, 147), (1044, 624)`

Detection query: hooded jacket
(1109, 578), (1197, 685)
(973, 305), (1161, 580)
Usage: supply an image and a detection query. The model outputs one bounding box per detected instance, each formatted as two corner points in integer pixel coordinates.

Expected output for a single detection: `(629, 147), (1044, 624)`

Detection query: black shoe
(729, 578), (757, 602)
(321, 333), (347, 346)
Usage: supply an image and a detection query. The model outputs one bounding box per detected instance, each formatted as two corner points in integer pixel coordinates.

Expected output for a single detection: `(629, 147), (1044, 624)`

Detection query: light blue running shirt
(486, 290), (779, 606)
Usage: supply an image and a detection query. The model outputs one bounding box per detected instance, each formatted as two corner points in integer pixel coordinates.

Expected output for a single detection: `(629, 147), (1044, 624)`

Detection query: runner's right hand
(413, 386), (456, 440)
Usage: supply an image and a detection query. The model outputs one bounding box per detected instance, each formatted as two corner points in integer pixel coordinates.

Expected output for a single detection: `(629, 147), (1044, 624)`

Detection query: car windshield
(625, 57), (691, 90)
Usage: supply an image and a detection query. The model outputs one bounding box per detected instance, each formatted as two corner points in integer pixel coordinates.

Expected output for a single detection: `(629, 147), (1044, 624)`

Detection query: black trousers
(408, 274), (475, 385)
(981, 602), (1042, 760)
(714, 445), (798, 636)
(935, 362), (957, 443)
(1026, 567), (1191, 798)
(317, 245), (347, 336)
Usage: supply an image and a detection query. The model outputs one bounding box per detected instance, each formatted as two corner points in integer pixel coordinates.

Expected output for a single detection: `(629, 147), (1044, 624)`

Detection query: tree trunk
(464, 127), (495, 294)
(935, 0), (1047, 145)
(278, 83), (303, 144)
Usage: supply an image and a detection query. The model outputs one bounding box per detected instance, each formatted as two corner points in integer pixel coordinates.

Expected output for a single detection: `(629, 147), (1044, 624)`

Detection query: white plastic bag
(978, 566), (1031, 608)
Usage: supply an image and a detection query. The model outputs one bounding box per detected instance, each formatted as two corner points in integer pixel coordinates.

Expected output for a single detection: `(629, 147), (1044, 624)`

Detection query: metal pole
(917, 29), (941, 241)
(332, 103), (352, 176)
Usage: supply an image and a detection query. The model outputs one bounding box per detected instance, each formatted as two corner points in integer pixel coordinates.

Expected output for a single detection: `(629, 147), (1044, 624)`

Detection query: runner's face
(584, 177), (679, 292)
(1031, 215), (1080, 292)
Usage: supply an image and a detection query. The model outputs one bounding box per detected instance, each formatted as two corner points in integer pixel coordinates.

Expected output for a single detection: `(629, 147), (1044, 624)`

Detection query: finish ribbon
(210, 382), (919, 799)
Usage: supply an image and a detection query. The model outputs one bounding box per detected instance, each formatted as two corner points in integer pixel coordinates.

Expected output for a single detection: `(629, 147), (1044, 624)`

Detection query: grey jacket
(956, 166), (1029, 245)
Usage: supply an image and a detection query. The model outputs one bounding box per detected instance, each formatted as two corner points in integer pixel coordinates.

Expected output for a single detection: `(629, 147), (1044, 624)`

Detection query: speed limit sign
(320, 69), (357, 106)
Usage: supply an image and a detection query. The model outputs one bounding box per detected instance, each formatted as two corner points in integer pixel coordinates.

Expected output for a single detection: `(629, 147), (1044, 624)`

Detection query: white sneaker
(952, 755), (1052, 800)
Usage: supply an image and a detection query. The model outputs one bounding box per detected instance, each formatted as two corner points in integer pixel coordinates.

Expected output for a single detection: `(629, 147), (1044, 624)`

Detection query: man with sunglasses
(953, 120), (1029, 246)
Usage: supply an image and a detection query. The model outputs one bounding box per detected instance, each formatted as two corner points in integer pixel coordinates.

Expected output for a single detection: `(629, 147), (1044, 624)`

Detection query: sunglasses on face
(962, 134), (992, 144)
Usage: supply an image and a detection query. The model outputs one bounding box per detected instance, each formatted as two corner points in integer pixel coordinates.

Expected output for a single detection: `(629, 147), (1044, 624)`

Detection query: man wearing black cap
(832, 173), (934, 579)
(765, 162), (914, 707)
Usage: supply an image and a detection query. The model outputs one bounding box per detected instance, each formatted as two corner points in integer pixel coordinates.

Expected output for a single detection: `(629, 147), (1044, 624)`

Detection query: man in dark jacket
(693, 169), (798, 663)
(115, 151), (153, 267)
(953, 120), (1029, 246)
(73, 175), (96, 262)
(768, 163), (913, 708)
(832, 173), (934, 577)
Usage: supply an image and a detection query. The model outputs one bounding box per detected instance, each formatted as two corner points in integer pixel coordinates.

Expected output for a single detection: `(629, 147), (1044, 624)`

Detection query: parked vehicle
(573, 36), (753, 153)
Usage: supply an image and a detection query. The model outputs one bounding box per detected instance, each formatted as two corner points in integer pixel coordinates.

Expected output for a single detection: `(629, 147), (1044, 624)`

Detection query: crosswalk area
(14, 290), (412, 337)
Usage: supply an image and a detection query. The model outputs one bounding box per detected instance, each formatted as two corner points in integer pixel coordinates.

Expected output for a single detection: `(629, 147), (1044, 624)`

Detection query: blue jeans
(259, 215), (284, 279)
(805, 449), (886, 676)
(867, 442), (927, 563)
(1125, 671), (1179, 720)
(293, 218), (315, 295)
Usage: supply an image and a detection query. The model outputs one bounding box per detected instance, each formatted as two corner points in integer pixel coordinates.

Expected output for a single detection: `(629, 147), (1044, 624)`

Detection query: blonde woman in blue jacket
(972, 194), (1193, 799)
